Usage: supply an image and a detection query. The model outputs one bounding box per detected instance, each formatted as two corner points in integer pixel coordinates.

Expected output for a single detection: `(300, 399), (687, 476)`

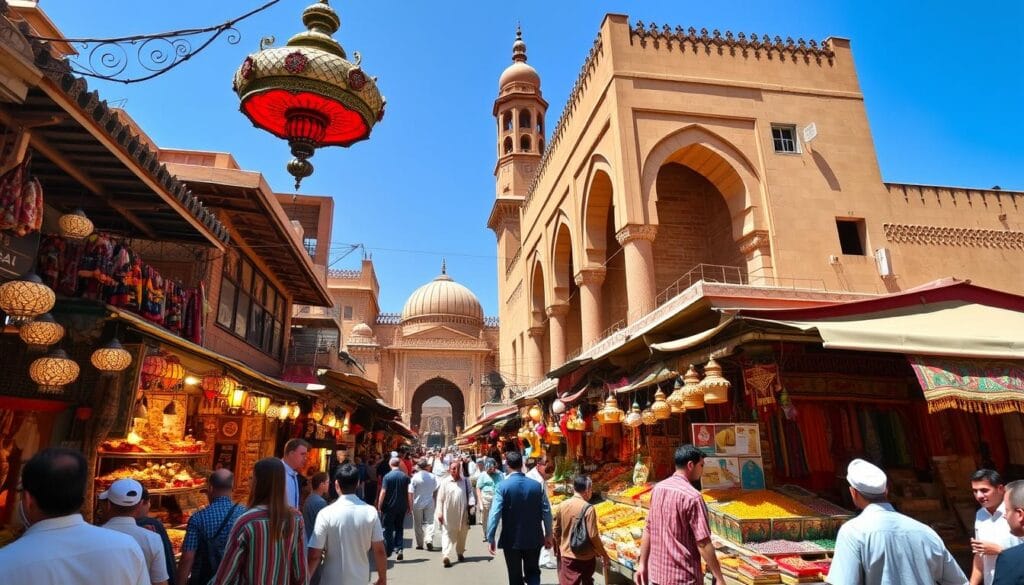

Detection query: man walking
(281, 438), (310, 510)
(972, 469), (1023, 585)
(137, 486), (177, 585)
(553, 475), (610, 585)
(526, 456), (557, 570)
(308, 464), (388, 585)
(410, 457), (439, 551)
(487, 451), (553, 585)
(476, 458), (503, 542)
(0, 448), (148, 585)
(636, 444), (724, 585)
(101, 478), (171, 585)
(377, 456), (413, 560)
(437, 459), (475, 567)
(994, 480), (1024, 585)
(827, 458), (967, 585)
(304, 472), (330, 585)
(177, 469), (244, 585)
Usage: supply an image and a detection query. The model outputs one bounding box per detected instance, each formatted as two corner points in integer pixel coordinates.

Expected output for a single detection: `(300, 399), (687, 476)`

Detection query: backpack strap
(212, 503), (240, 540)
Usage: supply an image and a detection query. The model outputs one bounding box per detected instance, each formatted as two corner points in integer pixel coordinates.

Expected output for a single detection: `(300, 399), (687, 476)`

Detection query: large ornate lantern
(254, 395), (271, 415)
(160, 355), (185, 390)
(651, 387), (672, 420)
(700, 358), (732, 404)
(58, 209), (94, 240)
(598, 393), (624, 424)
(140, 353), (167, 389)
(29, 348), (80, 393)
(666, 376), (687, 414)
(19, 313), (65, 351)
(0, 274), (55, 323)
(233, 0), (385, 189)
(202, 373), (238, 399)
(681, 364), (705, 410)
(91, 338), (133, 374)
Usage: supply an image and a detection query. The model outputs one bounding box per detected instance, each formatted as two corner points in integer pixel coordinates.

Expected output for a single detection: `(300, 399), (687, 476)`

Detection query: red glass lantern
(233, 0), (384, 189)
(160, 355), (185, 390)
(141, 353), (167, 389)
(201, 373), (238, 401)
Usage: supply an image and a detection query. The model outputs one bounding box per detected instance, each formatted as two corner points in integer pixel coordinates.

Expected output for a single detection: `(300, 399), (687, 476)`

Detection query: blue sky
(43, 1), (1023, 316)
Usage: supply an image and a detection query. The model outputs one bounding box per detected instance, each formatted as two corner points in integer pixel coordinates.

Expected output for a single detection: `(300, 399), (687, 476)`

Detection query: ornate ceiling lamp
(641, 404), (658, 426)
(254, 395), (271, 415)
(29, 348), (80, 393)
(597, 392), (623, 424)
(666, 376), (687, 414)
(58, 209), (94, 240)
(0, 274), (56, 323)
(19, 313), (65, 351)
(623, 401), (643, 428)
(233, 0), (385, 190)
(651, 387), (672, 420)
(160, 355), (185, 390)
(202, 373), (238, 399)
(90, 338), (133, 375)
(277, 403), (291, 421)
(140, 353), (167, 389)
(700, 358), (732, 404)
(681, 365), (705, 410)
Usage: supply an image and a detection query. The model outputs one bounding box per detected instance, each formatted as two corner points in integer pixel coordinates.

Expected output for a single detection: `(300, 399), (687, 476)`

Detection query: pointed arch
(549, 212), (578, 301)
(410, 377), (465, 436)
(580, 154), (617, 266)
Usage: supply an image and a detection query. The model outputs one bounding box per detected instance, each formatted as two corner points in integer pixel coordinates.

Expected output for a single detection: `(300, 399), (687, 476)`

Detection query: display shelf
(98, 451), (211, 459)
(147, 485), (206, 496)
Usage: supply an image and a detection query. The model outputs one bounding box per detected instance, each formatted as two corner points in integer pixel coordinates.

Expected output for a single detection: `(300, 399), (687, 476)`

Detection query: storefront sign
(0, 229), (39, 280)
(693, 423), (764, 489)
(213, 442), (238, 472)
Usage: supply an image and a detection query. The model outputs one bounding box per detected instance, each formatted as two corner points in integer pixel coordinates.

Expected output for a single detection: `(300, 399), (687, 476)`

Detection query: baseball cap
(99, 478), (144, 506)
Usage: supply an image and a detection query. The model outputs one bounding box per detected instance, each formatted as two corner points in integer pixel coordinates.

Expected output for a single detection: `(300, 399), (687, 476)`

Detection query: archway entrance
(411, 377), (466, 444)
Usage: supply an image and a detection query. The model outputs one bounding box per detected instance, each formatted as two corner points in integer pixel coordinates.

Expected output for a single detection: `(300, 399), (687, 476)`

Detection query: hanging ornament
(528, 403), (543, 422)
(266, 403), (281, 419)
(551, 398), (566, 415)
(0, 274), (55, 323)
(29, 348), (80, 393)
(641, 405), (657, 426)
(624, 401), (643, 428)
(700, 358), (731, 404)
(651, 387), (672, 420)
(254, 395), (271, 415)
(141, 353), (167, 389)
(202, 373), (238, 398)
(90, 338), (133, 374)
(598, 393), (623, 424)
(18, 313), (65, 351)
(311, 401), (325, 422)
(277, 403), (291, 421)
(666, 376), (687, 414)
(58, 209), (94, 240)
(324, 411), (337, 428)
(159, 355), (185, 390)
(682, 365), (705, 410)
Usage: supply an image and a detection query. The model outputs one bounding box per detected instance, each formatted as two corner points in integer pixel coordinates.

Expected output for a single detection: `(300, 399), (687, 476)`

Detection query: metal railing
(292, 304), (341, 320)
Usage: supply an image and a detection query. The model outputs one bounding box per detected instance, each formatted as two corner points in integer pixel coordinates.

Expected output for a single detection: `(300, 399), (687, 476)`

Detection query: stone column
(545, 303), (570, 369)
(616, 224), (658, 323)
(574, 267), (606, 349)
(526, 326), (545, 384)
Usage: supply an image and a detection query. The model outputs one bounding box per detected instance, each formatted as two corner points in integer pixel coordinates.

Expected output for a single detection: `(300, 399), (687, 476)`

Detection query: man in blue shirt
(377, 456), (413, 561)
(486, 451), (552, 585)
(994, 480), (1024, 585)
(827, 459), (967, 585)
(281, 438), (309, 510)
(177, 469), (244, 585)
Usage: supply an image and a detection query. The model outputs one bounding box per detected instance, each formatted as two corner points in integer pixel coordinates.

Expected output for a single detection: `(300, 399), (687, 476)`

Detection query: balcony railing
(292, 304), (341, 320)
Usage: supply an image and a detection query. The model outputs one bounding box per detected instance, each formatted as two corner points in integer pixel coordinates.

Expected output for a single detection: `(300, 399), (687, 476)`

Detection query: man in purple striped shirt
(636, 444), (724, 585)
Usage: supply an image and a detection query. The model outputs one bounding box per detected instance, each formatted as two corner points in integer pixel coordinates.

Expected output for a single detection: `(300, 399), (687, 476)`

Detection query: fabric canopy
(649, 316), (736, 353)
(615, 363), (677, 395)
(457, 406), (518, 440)
(909, 355), (1024, 415)
(741, 300), (1024, 359)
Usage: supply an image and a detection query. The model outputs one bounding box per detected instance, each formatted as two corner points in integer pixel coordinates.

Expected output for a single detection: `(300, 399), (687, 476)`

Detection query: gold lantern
(58, 209), (94, 240)
(528, 403), (543, 422)
(681, 365), (705, 410)
(651, 387), (672, 420)
(277, 403), (291, 421)
(0, 274), (55, 322)
(266, 403), (281, 419)
(227, 388), (249, 411)
(18, 313), (65, 351)
(598, 393), (623, 424)
(311, 401), (324, 422)
(90, 338), (133, 374)
(29, 348), (80, 393)
(289, 403), (301, 420)
(641, 405), (657, 426)
(624, 401), (643, 428)
(202, 373), (238, 397)
(700, 358), (731, 404)
(324, 411), (337, 428)
(666, 377), (687, 414)
(160, 356), (185, 390)
(255, 395), (271, 415)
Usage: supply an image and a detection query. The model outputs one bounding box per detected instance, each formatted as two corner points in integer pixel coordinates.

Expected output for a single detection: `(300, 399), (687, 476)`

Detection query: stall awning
(458, 406), (518, 440)
(909, 355), (1024, 415)
(615, 363), (678, 395)
(649, 315), (736, 353)
(385, 418), (417, 440)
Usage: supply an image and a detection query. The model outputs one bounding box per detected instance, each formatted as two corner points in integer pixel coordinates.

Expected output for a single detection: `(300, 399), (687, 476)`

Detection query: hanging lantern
(528, 403), (543, 422)
(159, 355), (185, 390)
(0, 274), (55, 323)
(90, 338), (132, 374)
(18, 313), (65, 351)
(233, 0), (385, 190)
(289, 403), (302, 420)
(700, 358), (732, 404)
(682, 365), (705, 410)
(641, 405), (657, 426)
(254, 395), (271, 415)
(311, 401), (324, 422)
(340, 410), (350, 432)
(58, 209), (94, 240)
(141, 353), (167, 389)
(551, 398), (566, 415)
(29, 348), (80, 393)
(323, 411), (337, 428)
(489, 429), (499, 440)
(651, 387), (672, 420)
(202, 373), (238, 398)
(667, 376), (687, 414)
(227, 388), (248, 411)
(277, 403), (291, 421)
(266, 403), (281, 419)
(624, 401), (643, 428)
(598, 393), (623, 424)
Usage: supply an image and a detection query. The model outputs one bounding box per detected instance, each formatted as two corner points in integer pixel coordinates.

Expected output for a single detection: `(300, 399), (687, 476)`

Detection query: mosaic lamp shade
(30, 348), (80, 393)
(91, 338), (133, 374)
(624, 402), (643, 428)
(0, 274), (55, 322)
(18, 313), (65, 351)
(58, 209), (94, 240)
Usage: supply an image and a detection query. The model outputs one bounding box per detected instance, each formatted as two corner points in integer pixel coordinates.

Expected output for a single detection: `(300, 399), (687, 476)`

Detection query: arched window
(519, 109), (531, 129)
(503, 136), (513, 154)
(520, 135), (531, 152)
(538, 138), (544, 153)
(502, 111), (512, 132)
(536, 119), (544, 134)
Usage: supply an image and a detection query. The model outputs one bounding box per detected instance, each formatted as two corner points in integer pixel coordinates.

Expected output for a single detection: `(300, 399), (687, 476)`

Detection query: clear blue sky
(44, 0), (1023, 317)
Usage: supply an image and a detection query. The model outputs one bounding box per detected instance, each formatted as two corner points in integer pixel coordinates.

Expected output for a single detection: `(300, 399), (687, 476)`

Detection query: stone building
(488, 16), (1022, 394)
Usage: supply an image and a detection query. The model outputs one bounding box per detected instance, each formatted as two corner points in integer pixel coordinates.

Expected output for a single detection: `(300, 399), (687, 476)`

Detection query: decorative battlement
(629, 22), (836, 63)
(328, 268), (361, 279)
(522, 33), (604, 211)
(484, 316), (500, 328)
(376, 312), (401, 325)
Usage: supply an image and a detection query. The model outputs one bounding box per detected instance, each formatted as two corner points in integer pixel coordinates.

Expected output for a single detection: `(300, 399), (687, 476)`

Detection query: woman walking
(214, 458), (307, 585)
(475, 458), (503, 542)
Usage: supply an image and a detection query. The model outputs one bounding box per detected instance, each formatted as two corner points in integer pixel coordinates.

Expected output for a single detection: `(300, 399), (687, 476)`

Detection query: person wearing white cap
(0, 448), (148, 585)
(102, 477), (171, 585)
(827, 458), (968, 585)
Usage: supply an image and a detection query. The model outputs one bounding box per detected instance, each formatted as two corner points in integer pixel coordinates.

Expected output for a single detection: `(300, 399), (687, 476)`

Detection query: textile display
(0, 154), (43, 237)
(908, 355), (1024, 415)
(743, 363), (780, 411)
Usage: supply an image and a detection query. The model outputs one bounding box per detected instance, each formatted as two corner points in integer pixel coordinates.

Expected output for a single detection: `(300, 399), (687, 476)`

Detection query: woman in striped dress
(215, 458), (308, 585)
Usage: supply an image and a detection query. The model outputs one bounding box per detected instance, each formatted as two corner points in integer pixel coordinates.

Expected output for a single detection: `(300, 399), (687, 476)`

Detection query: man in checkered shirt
(636, 444), (724, 585)
(176, 469), (245, 585)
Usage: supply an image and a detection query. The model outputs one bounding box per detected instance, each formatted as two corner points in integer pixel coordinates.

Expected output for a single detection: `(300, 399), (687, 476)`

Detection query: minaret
(492, 26), (547, 199)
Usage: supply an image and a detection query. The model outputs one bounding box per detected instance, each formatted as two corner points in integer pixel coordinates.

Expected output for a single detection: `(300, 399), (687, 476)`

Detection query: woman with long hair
(214, 458), (307, 585)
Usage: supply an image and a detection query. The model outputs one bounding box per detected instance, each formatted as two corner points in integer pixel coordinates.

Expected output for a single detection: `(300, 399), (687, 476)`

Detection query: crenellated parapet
(629, 22), (835, 64)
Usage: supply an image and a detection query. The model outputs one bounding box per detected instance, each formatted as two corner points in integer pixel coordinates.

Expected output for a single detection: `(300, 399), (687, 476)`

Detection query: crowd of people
(2, 441), (1023, 585)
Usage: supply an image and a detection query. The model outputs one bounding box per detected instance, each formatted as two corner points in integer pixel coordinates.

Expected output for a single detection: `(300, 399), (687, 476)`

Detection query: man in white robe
(436, 459), (475, 567)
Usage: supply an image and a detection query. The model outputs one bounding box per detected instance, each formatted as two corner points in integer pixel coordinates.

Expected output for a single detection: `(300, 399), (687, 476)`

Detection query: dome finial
(512, 24), (527, 63)
(441, 258), (447, 275)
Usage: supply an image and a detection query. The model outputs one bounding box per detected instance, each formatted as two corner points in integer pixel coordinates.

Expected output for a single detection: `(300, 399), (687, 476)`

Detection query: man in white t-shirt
(971, 469), (1023, 585)
(410, 458), (439, 550)
(0, 448), (148, 585)
(309, 463), (388, 585)
(102, 478), (170, 585)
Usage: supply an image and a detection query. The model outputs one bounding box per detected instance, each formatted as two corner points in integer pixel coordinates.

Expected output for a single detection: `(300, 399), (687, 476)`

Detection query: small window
(836, 219), (866, 255)
(519, 109), (531, 129)
(771, 125), (799, 154)
(536, 119), (543, 134)
(503, 136), (513, 155)
(343, 305), (353, 320)
(538, 138), (544, 153)
(520, 135), (531, 152)
(217, 279), (236, 327)
(502, 112), (512, 132)
(303, 236), (317, 257)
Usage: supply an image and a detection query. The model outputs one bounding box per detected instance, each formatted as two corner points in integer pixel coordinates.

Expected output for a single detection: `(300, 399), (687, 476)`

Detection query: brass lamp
(19, 313), (65, 351)
(0, 274), (55, 323)
(29, 348), (80, 393)
(90, 338), (133, 374)
(58, 209), (94, 240)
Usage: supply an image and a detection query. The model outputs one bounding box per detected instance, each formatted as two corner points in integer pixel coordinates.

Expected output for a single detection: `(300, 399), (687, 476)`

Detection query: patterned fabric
(214, 507), (307, 585)
(182, 496), (245, 553)
(642, 473), (710, 585)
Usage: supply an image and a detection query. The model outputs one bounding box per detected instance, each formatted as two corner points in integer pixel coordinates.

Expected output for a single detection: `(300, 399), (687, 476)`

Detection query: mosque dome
(401, 262), (483, 327)
(499, 27), (540, 89)
(351, 322), (373, 337)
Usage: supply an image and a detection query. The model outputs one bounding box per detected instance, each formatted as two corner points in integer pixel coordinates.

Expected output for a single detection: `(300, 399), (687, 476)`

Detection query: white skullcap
(846, 458), (887, 495)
